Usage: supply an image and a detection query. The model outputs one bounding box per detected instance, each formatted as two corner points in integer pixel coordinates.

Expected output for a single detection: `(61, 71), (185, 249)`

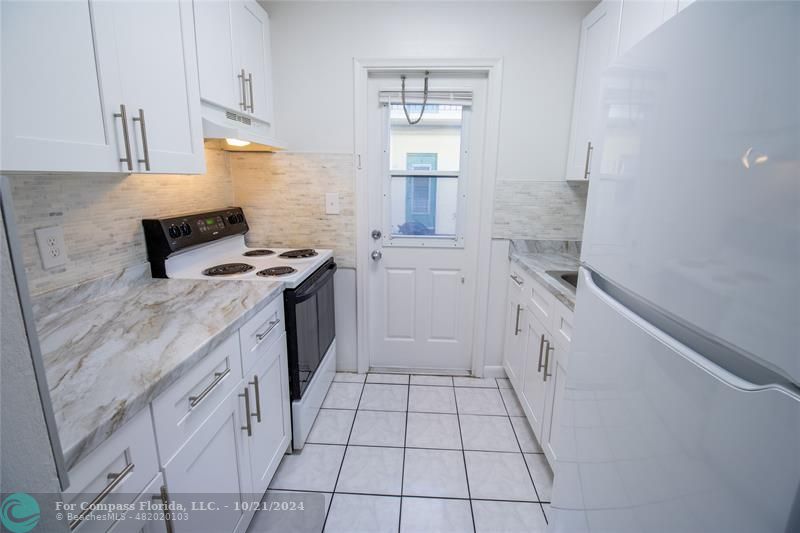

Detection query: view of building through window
(389, 104), (463, 237)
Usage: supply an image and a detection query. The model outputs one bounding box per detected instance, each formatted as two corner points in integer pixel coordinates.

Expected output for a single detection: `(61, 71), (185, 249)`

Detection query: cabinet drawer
(106, 473), (166, 533)
(240, 295), (285, 373)
(528, 278), (555, 329)
(553, 305), (574, 369)
(64, 409), (159, 532)
(152, 333), (243, 464)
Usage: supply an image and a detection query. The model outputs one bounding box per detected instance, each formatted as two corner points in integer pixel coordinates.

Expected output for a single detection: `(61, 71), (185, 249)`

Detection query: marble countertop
(509, 240), (581, 311)
(34, 264), (284, 470)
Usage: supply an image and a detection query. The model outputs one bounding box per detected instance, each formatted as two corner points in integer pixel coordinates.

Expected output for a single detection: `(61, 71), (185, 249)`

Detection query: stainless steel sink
(546, 270), (578, 292)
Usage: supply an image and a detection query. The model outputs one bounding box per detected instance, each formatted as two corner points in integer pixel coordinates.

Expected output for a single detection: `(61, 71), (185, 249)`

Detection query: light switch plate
(35, 225), (68, 270)
(325, 192), (340, 215)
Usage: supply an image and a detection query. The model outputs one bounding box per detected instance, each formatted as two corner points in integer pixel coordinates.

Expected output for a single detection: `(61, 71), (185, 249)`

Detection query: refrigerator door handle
(581, 267), (800, 398)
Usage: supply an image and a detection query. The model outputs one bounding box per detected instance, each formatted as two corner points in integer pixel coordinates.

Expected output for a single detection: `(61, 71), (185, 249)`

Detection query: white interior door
(366, 73), (487, 373)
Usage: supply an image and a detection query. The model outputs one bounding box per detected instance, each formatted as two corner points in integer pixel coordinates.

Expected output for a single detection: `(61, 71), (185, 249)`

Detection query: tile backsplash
(231, 152), (356, 268)
(10, 148), (588, 295)
(10, 148), (233, 295)
(493, 180), (589, 240)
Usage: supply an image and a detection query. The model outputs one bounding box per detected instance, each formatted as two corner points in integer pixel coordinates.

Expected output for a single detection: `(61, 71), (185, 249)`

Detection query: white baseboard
(482, 365), (507, 378)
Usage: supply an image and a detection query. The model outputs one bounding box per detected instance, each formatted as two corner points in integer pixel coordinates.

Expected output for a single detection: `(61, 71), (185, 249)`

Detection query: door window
(385, 104), (467, 245)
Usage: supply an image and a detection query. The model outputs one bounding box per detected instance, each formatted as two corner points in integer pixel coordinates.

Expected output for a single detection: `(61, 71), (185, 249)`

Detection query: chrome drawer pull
(238, 68), (247, 110)
(113, 104), (133, 171)
(132, 108), (151, 171)
(249, 375), (262, 423)
(69, 462), (135, 530)
(240, 387), (253, 437)
(537, 334), (546, 372)
(255, 318), (280, 342)
(152, 485), (175, 533)
(246, 72), (254, 113)
(583, 141), (594, 180)
(514, 304), (523, 335)
(510, 273), (524, 286)
(543, 340), (555, 382)
(188, 367), (231, 408)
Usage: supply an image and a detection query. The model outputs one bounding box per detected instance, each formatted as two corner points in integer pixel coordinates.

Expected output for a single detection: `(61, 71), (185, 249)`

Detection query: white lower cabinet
(502, 272), (526, 389)
(520, 308), (549, 438)
(501, 265), (573, 468)
(106, 474), (169, 533)
(163, 383), (255, 533)
(245, 332), (291, 496)
(67, 300), (292, 533)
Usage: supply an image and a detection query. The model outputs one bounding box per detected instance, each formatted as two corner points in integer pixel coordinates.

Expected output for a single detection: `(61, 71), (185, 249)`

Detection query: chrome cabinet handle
(255, 318), (280, 342)
(537, 334), (546, 372)
(246, 72), (254, 112)
(240, 387), (253, 436)
(113, 104), (133, 171)
(583, 141), (594, 180)
(543, 340), (555, 381)
(188, 368), (231, 409)
(132, 108), (151, 171)
(239, 68), (247, 110)
(152, 485), (175, 533)
(249, 375), (261, 423)
(510, 273), (524, 286)
(69, 463), (135, 530)
(514, 304), (523, 335)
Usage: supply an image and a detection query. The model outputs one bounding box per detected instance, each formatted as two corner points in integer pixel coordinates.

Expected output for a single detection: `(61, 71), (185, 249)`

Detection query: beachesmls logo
(0, 493), (40, 532)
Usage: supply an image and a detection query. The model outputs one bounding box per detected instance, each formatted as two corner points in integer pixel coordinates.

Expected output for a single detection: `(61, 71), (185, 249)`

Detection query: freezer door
(549, 268), (800, 533)
(581, 1), (800, 384)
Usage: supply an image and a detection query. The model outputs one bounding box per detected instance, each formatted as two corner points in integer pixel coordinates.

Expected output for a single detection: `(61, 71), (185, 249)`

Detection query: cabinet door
(106, 474), (168, 533)
(618, 0), (679, 57)
(543, 357), (566, 465)
(502, 277), (526, 389)
(233, 0), (274, 124)
(0, 0), (124, 172)
(163, 385), (254, 533)
(193, 0), (241, 112)
(94, 0), (205, 174)
(521, 310), (550, 440)
(246, 333), (291, 496)
(564, 0), (621, 180)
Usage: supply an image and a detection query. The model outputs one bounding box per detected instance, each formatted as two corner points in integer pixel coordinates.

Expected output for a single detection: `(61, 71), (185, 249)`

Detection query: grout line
(503, 388), (548, 512)
(304, 441), (545, 455)
(397, 380), (411, 533)
(453, 377), (478, 532)
(320, 380), (365, 532)
(266, 487), (546, 505)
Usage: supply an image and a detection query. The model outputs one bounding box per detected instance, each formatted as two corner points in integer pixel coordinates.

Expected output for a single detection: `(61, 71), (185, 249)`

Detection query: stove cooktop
(243, 249), (275, 257)
(280, 249), (318, 259)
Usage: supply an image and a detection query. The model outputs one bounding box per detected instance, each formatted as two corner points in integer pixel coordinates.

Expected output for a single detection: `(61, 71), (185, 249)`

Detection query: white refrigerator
(549, 2), (800, 532)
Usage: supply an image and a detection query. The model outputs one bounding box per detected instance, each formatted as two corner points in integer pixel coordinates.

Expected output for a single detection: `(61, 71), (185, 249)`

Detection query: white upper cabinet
(1, 0), (204, 174)
(193, 0), (241, 112)
(233, 0), (274, 124)
(617, 0), (679, 57)
(0, 1), (123, 173)
(564, 1), (621, 180)
(194, 0), (274, 124)
(93, 0), (205, 174)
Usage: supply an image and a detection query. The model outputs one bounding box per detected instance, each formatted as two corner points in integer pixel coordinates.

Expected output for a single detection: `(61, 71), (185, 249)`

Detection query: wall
(262, 0), (595, 183)
(1, 195), (68, 532)
(10, 148), (233, 295)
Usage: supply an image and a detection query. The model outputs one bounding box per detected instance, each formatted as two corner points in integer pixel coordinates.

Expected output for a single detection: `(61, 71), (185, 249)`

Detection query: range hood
(201, 103), (285, 152)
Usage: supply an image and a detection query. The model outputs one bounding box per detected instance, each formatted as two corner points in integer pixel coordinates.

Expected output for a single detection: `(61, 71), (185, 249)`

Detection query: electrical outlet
(325, 192), (340, 215)
(35, 226), (68, 270)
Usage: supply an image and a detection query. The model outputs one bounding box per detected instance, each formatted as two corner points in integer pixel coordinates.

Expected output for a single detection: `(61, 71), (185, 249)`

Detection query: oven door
(284, 260), (337, 400)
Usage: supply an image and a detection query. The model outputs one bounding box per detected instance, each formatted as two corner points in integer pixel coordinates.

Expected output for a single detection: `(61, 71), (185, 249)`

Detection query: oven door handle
(290, 262), (337, 304)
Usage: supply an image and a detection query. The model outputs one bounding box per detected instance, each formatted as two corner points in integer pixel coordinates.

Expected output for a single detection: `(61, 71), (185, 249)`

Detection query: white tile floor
(249, 373), (553, 533)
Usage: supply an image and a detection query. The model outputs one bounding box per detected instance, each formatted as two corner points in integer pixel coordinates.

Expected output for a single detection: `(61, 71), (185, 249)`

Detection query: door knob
(371, 250), (383, 261)
(371, 229), (382, 239)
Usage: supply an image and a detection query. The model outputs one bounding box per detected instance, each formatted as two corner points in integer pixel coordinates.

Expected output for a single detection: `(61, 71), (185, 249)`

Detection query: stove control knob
(180, 223), (192, 236)
(228, 214), (238, 224)
(168, 224), (181, 239)
(237, 213), (245, 223)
